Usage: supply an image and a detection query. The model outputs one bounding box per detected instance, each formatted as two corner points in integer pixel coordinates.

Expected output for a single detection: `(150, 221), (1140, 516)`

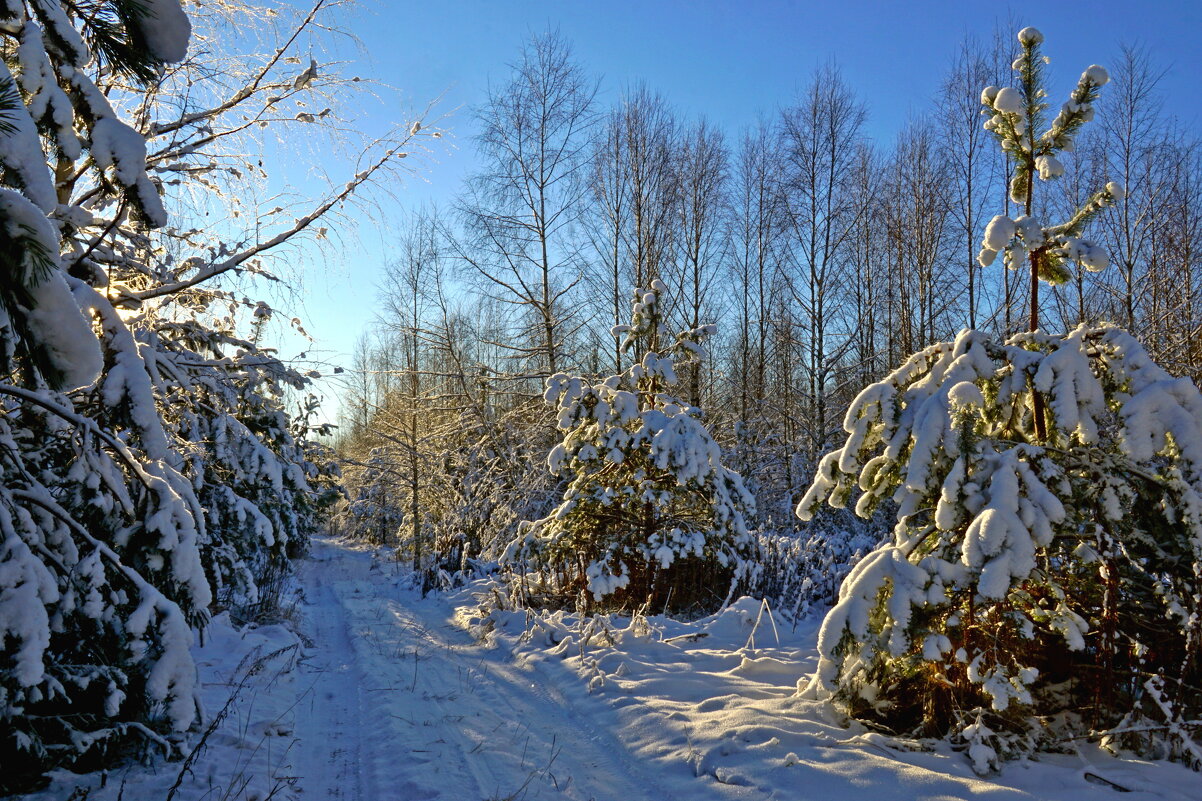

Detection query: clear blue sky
(284, 0), (1202, 415)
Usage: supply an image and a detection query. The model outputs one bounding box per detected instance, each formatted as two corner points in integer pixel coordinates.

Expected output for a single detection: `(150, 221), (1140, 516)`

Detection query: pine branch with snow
(977, 29), (1122, 288)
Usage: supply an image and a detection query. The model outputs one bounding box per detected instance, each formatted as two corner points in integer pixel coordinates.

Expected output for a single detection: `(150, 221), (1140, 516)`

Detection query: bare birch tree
(455, 31), (597, 379)
(668, 116), (729, 403)
(778, 62), (867, 457)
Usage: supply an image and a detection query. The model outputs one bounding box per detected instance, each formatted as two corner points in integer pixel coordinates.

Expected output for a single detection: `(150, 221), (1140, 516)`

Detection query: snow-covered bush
(505, 281), (756, 614)
(337, 397), (560, 584)
(410, 406), (560, 584)
(341, 452), (408, 545)
(134, 312), (341, 613)
(798, 29), (1202, 769)
(749, 513), (886, 622)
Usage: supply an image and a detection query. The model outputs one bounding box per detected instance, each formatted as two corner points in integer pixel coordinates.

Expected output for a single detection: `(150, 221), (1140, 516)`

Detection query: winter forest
(3, 1), (1202, 799)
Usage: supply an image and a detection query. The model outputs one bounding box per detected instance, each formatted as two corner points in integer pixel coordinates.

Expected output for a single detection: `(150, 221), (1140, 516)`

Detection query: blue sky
(284, 0), (1202, 413)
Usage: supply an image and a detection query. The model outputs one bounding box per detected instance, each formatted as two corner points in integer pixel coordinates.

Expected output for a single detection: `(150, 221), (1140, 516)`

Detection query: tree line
(337, 27), (1202, 594)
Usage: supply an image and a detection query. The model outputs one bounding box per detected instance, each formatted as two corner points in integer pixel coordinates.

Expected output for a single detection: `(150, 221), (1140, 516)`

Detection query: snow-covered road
(289, 539), (1201, 801)
(292, 538), (714, 801)
(19, 536), (1201, 801)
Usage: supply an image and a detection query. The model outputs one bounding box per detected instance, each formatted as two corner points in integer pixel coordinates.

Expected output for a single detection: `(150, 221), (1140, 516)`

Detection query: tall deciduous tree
(619, 85), (677, 303)
(586, 106), (631, 372)
(456, 31), (597, 378)
(938, 34), (1003, 330)
(779, 63), (867, 458)
(667, 116), (728, 405)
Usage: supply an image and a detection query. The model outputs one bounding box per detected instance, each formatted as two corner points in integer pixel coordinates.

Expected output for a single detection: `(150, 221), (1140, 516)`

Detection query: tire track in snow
(375, 596), (680, 800)
(293, 576), (364, 799)
(292, 539), (730, 801)
(293, 548), (437, 800)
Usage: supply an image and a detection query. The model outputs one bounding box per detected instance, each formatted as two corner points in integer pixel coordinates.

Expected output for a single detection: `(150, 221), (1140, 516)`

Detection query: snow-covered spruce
(0, 1), (334, 791)
(505, 282), (756, 613)
(83, 300), (341, 611)
(799, 28), (1202, 772)
(0, 2), (203, 786)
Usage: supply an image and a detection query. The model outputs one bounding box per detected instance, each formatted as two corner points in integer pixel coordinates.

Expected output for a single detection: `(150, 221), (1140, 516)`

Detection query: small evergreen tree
(798, 28), (1202, 771)
(141, 307), (342, 612)
(506, 280), (755, 613)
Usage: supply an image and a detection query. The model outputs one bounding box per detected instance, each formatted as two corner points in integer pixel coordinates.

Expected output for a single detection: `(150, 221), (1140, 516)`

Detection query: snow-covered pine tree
(797, 28), (1202, 771)
(506, 280), (756, 613)
(0, 1), (205, 788)
(75, 0), (429, 618)
(138, 307), (342, 613)
(102, 0), (436, 614)
(0, 1), (350, 788)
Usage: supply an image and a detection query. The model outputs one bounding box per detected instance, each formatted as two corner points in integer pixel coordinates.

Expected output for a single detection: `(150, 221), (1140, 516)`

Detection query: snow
(1084, 64), (1110, 85)
(1014, 215), (1045, 248)
(960, 455), (1037, 601)
(992, 87), (1024, 115)
(91, 118), (148, 188)
(16, 537), (1201, 801)
(1060, 236), (1108, 271)
(63, 66), (169, 226)
(0, 189), (102, 390)
(89, 116), (168, 227)
(129, 0), (192, 63)
(0, 504), (58, 687)
(16, 609), (301, 801)
(22, 269), (103, 391)
(983, 214), (1016, 250)
(15, 22), (80, 160)
(1035, 154), (1065, 180)
(29, 0), (89, 66)
(1017, 27), (1044, 45)
(0, 60), (57, 212)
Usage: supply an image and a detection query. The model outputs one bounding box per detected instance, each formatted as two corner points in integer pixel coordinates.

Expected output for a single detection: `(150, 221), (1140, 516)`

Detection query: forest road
(290, 537), (690, 801)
